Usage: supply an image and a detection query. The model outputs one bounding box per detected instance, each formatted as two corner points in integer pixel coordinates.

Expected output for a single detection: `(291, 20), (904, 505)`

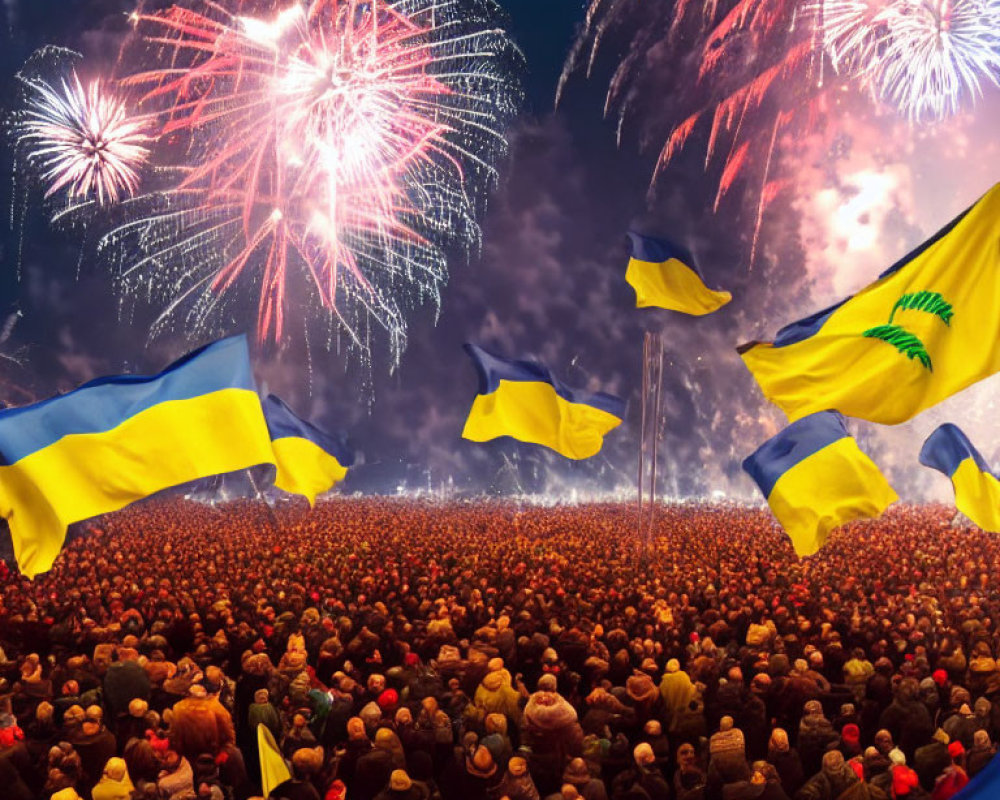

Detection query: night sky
(2, 0), (1000, 502)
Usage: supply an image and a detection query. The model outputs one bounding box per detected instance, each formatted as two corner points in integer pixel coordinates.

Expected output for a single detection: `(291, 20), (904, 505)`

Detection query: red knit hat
(842, 724), (860, 746)
(948, 741), (965, 759)
(933, 669), (948, 686)
(892, 765), (919, 796)
(377, 689), (399, 712)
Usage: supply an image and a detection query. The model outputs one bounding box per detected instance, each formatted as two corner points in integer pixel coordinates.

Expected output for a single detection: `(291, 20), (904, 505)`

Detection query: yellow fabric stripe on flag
(0, 389), (274, 577)
(626, 257), (732, 315)
(258, 723), (291, 798)
(951, 459), (1000, 533)
(462, 379), (623, 461)
(767, 437), (898, 557)
(272, 436), (348, 506)
(740, 183), (1000, 424)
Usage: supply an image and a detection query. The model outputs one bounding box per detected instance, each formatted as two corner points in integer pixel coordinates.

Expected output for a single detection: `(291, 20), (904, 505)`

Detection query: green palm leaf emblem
(863, 325), (933, 370)
(889, 291), (954, 326)
(863, 290), (954, 373)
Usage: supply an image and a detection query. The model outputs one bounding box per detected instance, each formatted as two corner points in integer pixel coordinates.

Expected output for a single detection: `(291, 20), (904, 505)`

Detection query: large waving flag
(0, 336), (275, 577)
(739, 183), (1000, 424)
(625, 231), (732, 315)
(920, 424), (1000, 532)
(461, 344), (625, 460)
(743, 411), (898, 556)
(262, 394), (353, 505)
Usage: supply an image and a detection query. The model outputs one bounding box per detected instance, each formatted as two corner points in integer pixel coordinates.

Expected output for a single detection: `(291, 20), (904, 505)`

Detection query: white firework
(17, 70), (151, 205)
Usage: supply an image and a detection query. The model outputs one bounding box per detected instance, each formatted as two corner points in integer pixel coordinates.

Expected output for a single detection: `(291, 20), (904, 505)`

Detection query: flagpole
(638, 334), (649, 541)
(648, 334), (663, 548)
(245, 467), (281, 535)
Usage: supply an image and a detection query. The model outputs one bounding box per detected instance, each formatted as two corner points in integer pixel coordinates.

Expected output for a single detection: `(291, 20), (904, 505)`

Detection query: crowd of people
(0, 497), (996, 800)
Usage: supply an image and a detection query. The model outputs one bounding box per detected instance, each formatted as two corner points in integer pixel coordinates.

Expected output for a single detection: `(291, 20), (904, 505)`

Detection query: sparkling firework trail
(103, 0), (519, 359)
(16, 70), (151, 206)
(561, 0), (817, 259)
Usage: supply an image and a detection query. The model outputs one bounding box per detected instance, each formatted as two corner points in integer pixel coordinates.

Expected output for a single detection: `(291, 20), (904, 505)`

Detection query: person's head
(948, 741), (965, 763)
(103, 757), (129, 782)
(560, 785), (580, 800)
(485, 713), (507, 735)
(677, 742), (697, 770)
(633, 742), (655, 767)
(81, 706), (103, 735)
(36, 701), (55, 723)
(347, 717), (366, 740)
(644, 719), (662, 737)
(291, 746), (324, 779)
(769, 728), (789, 752)
(162, 749), (181, 771)
(822, 750), (846, 776)
(875, 730), (894, 754)
(508, 757), (528, 777)
(469, 745), (496, 776)
(253, 689), (269, 705)
(389, 769), (412, 792)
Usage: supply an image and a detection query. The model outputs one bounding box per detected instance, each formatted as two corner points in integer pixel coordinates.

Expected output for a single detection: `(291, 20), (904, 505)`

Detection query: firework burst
(99, 0), (520, 359)
(875, 0), (1000, 121)
(16, 70), (151, 206)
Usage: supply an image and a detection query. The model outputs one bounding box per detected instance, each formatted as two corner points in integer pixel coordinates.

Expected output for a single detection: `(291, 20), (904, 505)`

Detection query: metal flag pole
(245, 466), (282, 535)
(638, 333), (650, 539)
(647, 333), (664, 548)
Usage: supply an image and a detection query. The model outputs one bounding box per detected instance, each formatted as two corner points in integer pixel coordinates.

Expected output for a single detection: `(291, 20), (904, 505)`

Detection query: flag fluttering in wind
(461, 344), (625, 460)
(740, 183), (1000, 425)
(625, 231), (732, 315)
(0, 336), (275, 577)
(743, 411), (898, 557)
(257, 723), (291, 798)
(262, 394), (354, 505)
(920, 423), (1000, 532)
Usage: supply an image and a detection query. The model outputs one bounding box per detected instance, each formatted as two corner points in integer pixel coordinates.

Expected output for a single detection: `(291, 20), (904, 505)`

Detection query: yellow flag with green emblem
(740, 183), (1000, 425)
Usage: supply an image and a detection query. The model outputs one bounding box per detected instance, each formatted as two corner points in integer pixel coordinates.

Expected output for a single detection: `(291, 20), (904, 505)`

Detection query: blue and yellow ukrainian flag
(461, 344), (625, 460)
(262, 394), (353, 505)
(740, 183), (1000, 425)
(625, 231), (732, 315)
(920, 423), (1000, 532)
(0, 336), (275, 577)
(743, 411), (898, 556)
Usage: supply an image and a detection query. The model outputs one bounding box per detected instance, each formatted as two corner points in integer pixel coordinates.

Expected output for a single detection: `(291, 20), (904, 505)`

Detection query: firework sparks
(16, 70), (150, 206)
(100, 0), (520, 359)
(812, 0), (895, 77)
(563, 0), (1000, 260)
(876, 0), (1000, 121)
